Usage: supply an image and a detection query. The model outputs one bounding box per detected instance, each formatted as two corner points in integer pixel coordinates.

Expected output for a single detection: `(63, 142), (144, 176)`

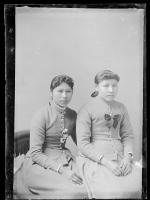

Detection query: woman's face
(97, 79), (118, 102)
(51, 82), (73, 107)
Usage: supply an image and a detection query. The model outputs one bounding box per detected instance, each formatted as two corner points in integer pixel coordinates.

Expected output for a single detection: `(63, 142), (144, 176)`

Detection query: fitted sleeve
(30, 109), (62, 172)
(76, 106), (103, 163)
(120, 104), (134, 156)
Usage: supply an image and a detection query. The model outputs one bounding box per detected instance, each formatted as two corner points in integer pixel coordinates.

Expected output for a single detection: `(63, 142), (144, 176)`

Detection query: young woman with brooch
(14, 75), (88, 199)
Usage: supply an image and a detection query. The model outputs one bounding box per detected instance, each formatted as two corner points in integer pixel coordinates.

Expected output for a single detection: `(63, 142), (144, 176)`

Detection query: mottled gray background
(15, 7), (144, 160)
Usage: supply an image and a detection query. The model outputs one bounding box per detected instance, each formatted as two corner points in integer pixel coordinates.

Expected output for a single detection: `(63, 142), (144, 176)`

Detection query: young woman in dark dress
(14, 75), (88, 199)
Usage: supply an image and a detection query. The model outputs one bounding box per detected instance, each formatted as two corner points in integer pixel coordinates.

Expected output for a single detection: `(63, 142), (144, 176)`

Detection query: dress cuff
(57, 164), (63, 173)
(128, 152), (134, 159)
(125, 152), (133, 157)
(125, 152), (134, 162)
(98, 155), (104, 164)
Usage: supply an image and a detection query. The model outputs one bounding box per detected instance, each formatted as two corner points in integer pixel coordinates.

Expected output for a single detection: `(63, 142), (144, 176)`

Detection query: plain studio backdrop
(15, 7), (144, 160)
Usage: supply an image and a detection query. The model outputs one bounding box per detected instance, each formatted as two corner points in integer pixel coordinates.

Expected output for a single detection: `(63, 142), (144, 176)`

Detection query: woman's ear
(95, 85), (100, 93)
(49, 91), (53, 100)
(95, 83), (99, 90)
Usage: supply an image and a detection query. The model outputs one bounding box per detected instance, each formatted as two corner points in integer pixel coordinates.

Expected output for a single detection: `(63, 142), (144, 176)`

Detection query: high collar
(49, 100), (66, 114)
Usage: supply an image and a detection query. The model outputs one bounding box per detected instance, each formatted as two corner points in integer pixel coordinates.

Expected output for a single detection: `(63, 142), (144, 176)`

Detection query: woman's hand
(59, 166), (83, 185)
(119, 155), (132, 176)
(101, 157), (123, 176)
(106, 160), (123, 176)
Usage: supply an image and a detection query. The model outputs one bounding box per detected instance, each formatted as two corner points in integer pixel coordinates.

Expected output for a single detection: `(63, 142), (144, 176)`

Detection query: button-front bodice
(28, 101), (77, 169)
(43, 102), (76, 150)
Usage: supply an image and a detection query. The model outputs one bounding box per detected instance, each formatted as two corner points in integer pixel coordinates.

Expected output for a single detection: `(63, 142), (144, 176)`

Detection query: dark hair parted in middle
(50, 75), (74, 91)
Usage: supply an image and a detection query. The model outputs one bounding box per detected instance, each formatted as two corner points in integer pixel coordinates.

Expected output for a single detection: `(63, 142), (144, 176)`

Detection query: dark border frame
(5, 3), (147, 200)
(5, 5), (15, 200)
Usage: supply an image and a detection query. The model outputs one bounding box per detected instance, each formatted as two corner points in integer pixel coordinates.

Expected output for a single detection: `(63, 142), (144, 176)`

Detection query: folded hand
(60, 166), (83, 185)
(106, 160), (123, 176)
(119, 156), (132, 176)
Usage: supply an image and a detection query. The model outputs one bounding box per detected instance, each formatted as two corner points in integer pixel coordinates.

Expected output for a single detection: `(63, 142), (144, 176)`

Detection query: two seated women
(14, 72), (142, 199)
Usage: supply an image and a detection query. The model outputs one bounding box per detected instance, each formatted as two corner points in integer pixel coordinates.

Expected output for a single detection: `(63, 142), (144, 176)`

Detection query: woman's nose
(108, 86), (113, 92)
(62, 92), (67, 97)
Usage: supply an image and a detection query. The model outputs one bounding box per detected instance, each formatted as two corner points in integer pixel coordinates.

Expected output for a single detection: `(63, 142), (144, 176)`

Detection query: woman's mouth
(107, 94), (114, 96)
(60, 99), (68, 103)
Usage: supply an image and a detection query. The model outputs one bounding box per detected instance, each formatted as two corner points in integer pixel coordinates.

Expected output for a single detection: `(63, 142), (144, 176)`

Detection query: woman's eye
(58, 90), (64, 93)
(103, 84), (117, 88)
(66, 90), (72, 93)
(58, 90), (72, 93)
